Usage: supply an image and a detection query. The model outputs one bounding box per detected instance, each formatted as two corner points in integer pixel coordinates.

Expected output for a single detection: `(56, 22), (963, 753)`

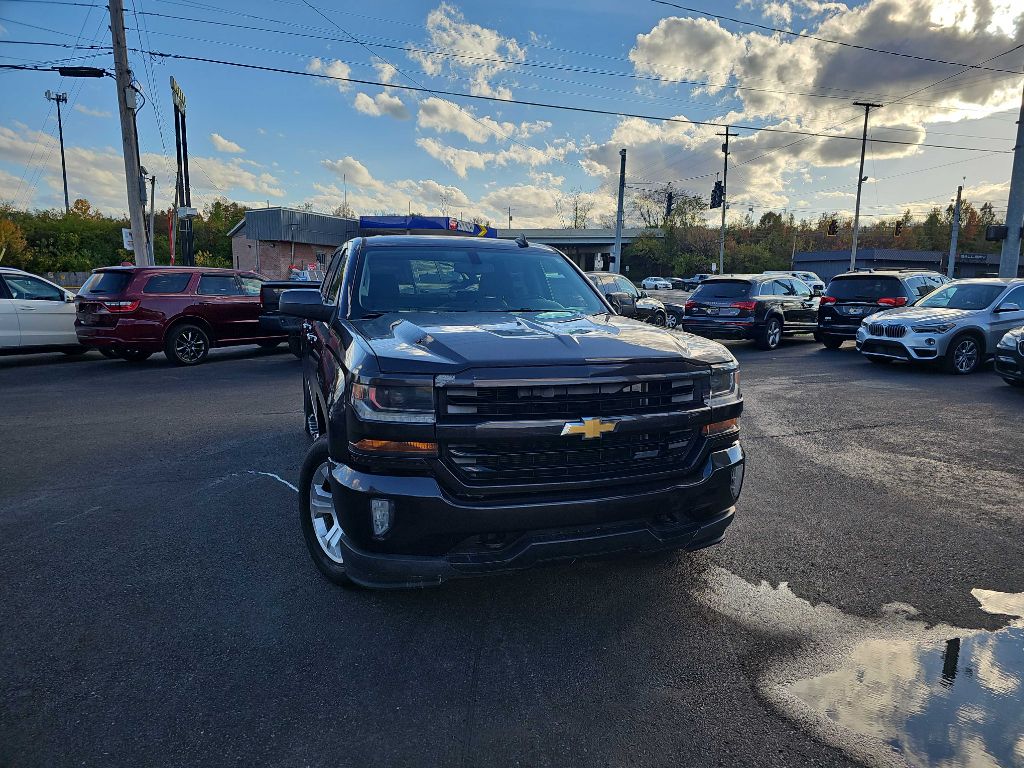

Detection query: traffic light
(665, 189), (674, 219)
(710, 180), (724, 209)
(894, 221), (904, 237)
(826, 219), (839, 237)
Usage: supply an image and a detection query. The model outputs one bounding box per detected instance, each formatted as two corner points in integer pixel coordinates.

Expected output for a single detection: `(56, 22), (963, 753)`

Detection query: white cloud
(353, 91), (411, 119)
(306, 57), (352, 92)
(321, 155), (386, 192)
(210, 133), (245, 154)
(374, 61), (400, 84)
(73, 104), (111, 119)
(415, 135), (578, 178)
(416, 97), (550, 143)
(408, 2), (526, 100)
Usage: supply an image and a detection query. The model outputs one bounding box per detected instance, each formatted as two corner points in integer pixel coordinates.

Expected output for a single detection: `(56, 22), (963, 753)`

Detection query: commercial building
(493, 228), (659, 271)
(793, 248), (1017, 282)
(229, 208), (358, 279)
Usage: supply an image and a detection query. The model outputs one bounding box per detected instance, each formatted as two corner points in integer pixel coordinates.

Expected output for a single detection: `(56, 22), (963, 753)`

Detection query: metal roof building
(227, 208), (359, 246)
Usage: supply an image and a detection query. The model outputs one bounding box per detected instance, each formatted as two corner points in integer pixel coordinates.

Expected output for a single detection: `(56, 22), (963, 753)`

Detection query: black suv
(280, 236), (744, 589)
(680, 274), (819, 350)
(817, 269), (948, 349)
(585, 271), (668, 325)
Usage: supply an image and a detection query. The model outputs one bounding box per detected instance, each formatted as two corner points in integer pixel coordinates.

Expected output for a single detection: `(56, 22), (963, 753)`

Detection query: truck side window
(322, 248), (347, 305)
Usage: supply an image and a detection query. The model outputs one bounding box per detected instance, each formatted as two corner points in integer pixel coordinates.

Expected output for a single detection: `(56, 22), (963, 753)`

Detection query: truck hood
(353, 311), (734, 373)
(868, 307), (978, 324)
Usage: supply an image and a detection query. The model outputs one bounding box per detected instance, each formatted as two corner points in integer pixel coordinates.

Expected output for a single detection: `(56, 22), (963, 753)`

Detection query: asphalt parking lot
(2, 337), (1022, 767)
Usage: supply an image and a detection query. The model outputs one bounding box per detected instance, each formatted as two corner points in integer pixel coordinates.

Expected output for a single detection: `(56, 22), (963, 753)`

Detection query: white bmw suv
(856, 278), (1024, 374)
(0, 267), (86, 357)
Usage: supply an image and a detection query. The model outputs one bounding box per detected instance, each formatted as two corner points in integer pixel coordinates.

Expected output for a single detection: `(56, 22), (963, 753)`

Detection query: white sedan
(641, 276), (673, 290)
(0, 267), (87, 356)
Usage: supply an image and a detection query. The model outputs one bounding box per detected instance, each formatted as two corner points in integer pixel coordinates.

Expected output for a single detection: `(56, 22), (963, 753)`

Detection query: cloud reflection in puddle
(697, 567), (1023, 767)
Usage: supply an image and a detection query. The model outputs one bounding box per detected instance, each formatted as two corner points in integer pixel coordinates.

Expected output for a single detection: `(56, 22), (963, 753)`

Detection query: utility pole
(716, 128), (738, 275)
(148, 173), (156, 264)
(664, 182), (673, 223)
(44, 91), (70, 214)
(999, 81), (1024, 278)
(850, 102), (882, 272)
(508, 206), (512, 229)
(947, 183), (963, 278)
(110, 0), (150, 265)
(611, 148), (626, 274)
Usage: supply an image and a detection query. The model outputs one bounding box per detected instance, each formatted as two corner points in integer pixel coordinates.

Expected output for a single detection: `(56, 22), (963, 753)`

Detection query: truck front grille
(442, 428), (697, 486)
(440, 376), (696, 421)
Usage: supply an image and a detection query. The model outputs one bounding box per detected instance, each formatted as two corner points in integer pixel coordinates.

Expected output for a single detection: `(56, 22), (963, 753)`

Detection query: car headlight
(997, 332), (1019, 350)
(911, 323), (955, 334)
(351, 380), (435, 423)
(709, 362), (739, 403)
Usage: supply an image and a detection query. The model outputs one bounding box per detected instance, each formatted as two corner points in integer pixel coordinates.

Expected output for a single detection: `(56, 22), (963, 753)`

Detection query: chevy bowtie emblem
(561, 417), (618, 439)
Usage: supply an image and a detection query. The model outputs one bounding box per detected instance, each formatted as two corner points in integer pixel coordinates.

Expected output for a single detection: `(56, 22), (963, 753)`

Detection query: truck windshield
(917, 283), (1005, 310)
(354, 245), (607, 315)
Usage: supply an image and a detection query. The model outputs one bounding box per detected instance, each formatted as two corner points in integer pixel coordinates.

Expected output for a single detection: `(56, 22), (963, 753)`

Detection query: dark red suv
(75, 267), (287, 365)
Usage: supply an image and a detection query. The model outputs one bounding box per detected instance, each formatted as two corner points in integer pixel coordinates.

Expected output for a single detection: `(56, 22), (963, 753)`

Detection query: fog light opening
(730, 462), (745, 502)
(371, 498), (394, 538)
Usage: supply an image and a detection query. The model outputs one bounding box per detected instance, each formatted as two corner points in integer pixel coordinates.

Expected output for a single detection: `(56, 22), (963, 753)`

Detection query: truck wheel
(755, 316), (782, 350)
(114, 345), (153, 363)
(944, 333), (982, 375)
(164, 323), (210, 366)
(299, 437), (354, 587)
(822, 336), (844, 350)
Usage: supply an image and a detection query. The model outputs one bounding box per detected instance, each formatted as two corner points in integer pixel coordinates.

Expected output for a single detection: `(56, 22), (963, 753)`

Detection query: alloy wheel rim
(768, 321), (781, 347)
(309, 461), (344, 564)
(175, 329), (206, 363)
(666, 314), (678, 329)
(954, 339), (978, 373)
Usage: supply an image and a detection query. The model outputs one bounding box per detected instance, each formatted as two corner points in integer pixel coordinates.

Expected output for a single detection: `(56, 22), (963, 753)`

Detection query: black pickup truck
(280, 235), (744, 589)
(259, 280), (322, 357)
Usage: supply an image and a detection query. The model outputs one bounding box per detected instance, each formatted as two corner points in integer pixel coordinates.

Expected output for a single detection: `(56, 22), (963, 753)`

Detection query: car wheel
(666, 311), (681, 329)
(607, 296), (622, 314)
(98, 347), (118, 359)
(822, 336), (844, 350)
(299, 437), (354, 587)
(164, 323), (210, 366)
(755, 316), (783, 350)
(652, 310), (667, 327)
(288, 335), (303, 358)
(114, 345), (153, 362)
(1003, 377), (1024, 388)
(257, 339), (282, 349)
(944, 334), (982, 375)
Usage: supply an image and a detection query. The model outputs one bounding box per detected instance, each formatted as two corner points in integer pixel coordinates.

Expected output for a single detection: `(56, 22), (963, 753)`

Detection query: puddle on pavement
(697, 568), (1024, 767)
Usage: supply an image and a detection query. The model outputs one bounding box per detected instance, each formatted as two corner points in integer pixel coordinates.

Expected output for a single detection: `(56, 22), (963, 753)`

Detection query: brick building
(229, 208), (358, 279)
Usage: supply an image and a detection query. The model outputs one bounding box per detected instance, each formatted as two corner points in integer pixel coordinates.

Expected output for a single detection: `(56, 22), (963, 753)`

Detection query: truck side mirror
(279, 288), (335, 322)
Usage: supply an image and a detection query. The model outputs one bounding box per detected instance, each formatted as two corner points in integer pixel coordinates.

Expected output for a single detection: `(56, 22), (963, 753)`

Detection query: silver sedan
(855, 278), (1024, 374)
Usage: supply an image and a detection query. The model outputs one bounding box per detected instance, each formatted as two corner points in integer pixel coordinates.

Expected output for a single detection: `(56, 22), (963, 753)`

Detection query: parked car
(668, 277), (689, 290)
(259, 280), (322, 357)
(855, 278), (1024, 374)
(682, 273), (713, 291)
(763, 270), (826, 295)
(0, 267), (87, 357)
(994, 326), (1024, 387)
(817, 269), (948, 349)
(280, 235), (744, 588)
(586, 272), (668, 325)
(681, 274), (818, 350)
(75, 266), (288, 365)
(641, 276), (672, 290)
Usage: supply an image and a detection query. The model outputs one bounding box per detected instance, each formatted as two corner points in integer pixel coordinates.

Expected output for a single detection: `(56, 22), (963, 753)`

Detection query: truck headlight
(911, 323), (955, 334)
(351, 380), (435, 423)
(709, 362), (739, 402)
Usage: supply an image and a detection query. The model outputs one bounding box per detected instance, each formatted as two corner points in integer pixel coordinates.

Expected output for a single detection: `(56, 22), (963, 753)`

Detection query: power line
(128, 47), (1011, 154)
(650, 0), (1024, 75)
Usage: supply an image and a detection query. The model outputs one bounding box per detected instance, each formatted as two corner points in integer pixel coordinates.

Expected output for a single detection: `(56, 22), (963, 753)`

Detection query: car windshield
(917, 283), (1006, 310)
(691, 280), (751, 299)
(354, 245), (607, 315)
(826, 276), (904, 301)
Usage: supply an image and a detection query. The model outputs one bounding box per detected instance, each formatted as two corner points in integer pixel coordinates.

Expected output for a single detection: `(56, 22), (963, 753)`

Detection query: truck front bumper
(329, 443), (744, 589)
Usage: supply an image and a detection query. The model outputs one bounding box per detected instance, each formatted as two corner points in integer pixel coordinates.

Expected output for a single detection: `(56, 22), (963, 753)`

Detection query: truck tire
(299, 437), (355, 587)
(755, 316), (783, 350)
(821, 336), (844, 350)
(164, 323), (210, 366)
(288, 335), (303, 358)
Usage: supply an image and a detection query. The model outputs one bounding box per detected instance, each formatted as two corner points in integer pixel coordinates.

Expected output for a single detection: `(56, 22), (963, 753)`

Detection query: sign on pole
(122, 227), (134, 251)
(170, 76), (186, 114)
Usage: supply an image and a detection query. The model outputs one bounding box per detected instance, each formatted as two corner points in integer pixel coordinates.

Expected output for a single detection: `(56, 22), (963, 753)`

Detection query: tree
(0, 218), (29, 265)
(332, 202), (357, 219)
(556, 187), (594, 229)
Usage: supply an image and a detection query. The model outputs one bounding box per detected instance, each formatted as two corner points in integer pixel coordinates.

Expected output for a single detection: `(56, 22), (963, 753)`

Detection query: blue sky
(1, 0), (1021, 227)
